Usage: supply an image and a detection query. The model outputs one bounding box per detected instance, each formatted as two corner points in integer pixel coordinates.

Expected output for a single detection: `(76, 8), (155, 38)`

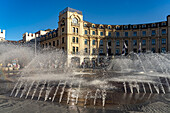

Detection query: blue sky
(1, 0), (170, 40)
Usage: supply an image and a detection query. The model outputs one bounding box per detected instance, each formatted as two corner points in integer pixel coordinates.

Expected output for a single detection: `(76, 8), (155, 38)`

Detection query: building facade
(40, 7), (170, 65)
(0, 29), (5, 41)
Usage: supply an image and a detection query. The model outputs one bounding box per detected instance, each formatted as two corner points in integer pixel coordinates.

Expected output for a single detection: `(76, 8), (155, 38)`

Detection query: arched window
(72, 18), (78, 24)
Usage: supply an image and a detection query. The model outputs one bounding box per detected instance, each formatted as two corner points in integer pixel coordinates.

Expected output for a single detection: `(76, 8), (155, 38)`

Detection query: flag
(122, 42), (127, 55)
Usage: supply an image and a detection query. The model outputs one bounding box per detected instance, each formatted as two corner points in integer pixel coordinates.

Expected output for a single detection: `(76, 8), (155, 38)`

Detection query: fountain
(0, 43), (170, 108)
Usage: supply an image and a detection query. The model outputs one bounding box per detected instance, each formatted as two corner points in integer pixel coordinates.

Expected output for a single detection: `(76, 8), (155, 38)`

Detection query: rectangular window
(162, 38), (166, 44)
(73, 46), (75, 53)
(125, 32), (128, 37)
(133, 25), (137, 28)
(116, 40), (120, 46)
(142, 40), (146, 46)
(161, 47), (166, 53)
(142, 31), (146, 36)
(85, 30), (87, 34)
(152, 30), (156, 36)
(152, 48), (156, 53)
(53, 41), (55, 46)
(85, 48), (88, 53)
(85, 39), (87, 45)
(92, 48), (95, 54)
(76, 37), (78, 43)
(133, 40), (137, 46)
(92, 40), (95, 45)
(62, 37), (64, 43)
(93, 31), (95, 35)
(62, 28), (64, 32)
(46, 43), (47, 47)
(142, 25), (146, 28)
(162, 29), (166, 35)
(152, 39), (156, 45)
(57, 40), (59, 46)
(99, 48), (103, 53)
(76, 28), (78, 33)
(49, 42), (51, 46)
(116, 32), (119, 37)
(116, 49), (120, 55)
(42, 44), (44, 48)
(124, 26), (128, 29)
(133, 32), (137, 36)
(100, 32), (103, 36)
(100, 40), (103, 46)
(73, 27), (75, 33)
(108, 32), (111, 36)
(76, 47), (78, 53)
(72, 37), (75, 43)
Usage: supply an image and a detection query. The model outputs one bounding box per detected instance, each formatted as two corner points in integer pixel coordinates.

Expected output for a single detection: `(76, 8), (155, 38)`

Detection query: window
(92, 31), (95, 35)
(62, 37), (64, 43)
(162, 38), (166, 44)
(152, 30), (156, 36)
(125, 32), (128, 37)
(42, 44), (44, 48)
(162, 22), (166, 26)
(76, 47), (78, 53)
(72, 37), (75, 43)
(100, 40), (103, 46)
(142, 25), (146, 28)
(116, 26), (120, 30)
(84, 24), (87, 27)
(92, 40), (95, 45)
(92, 48), (95, 54)
(152, 24), (156, 27)
(151, 39), (156, 45)
(142, 31), (146, 36)
(57, 40), (59, 46)
(116, 49), (120, 55)
(76, 28), (78, 33)
(85, 39), (87, 45)
(108, 26), (111, 29)
(162, 29), (166, 35)
(72, 18), (78, 24)
(133, 40), (137, 46)
(133, 25), (137, 28)
(124, 26), (128, 29)
(76, 37), (78, 43)
(62, 47), (64, 51)
(108, 32), (111, 36)
(73, 46), (75, 53)
(62, 28), (64, 32)
(142, 40), (146, 46)
(73, 27), (75, 33)
(92, 25), (95, 28)
(53, 41), (55, 46)
(49, 42), (51, 46)
(116, 40), (120, 46)
(133, 32), (137, 36)
(151, 48), (156, 53)
(100, 26), (103, 29)
(85, 48), (88, 53)
(46, 43), (47, 47)
(116, 32), (119, 37)
(108, 40), (111, 46)
(100, 32), (103, 36)
(85, 30), (87, 34)
(161, 47), (166, 53)
(99, 48), (103, 53)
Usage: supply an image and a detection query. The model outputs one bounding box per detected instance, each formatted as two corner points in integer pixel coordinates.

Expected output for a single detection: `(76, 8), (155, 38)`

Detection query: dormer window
(116, 26), (120, 30)
(162, 22), (166, 26)
(100, 26), (103, 29)
(142, 25), (146, 28)
(124, 26), (128, 29)
(92, 25), (95, 28)
(152, 24), (156, 27)
(133, 25), (137, 28)
(72, 18), (78, 24)
(108, 26), (111, 29)
(84, 24), (87, 27)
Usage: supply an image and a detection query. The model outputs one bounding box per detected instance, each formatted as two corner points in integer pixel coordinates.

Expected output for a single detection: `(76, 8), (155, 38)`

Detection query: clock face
(72, 18), (78, 24)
